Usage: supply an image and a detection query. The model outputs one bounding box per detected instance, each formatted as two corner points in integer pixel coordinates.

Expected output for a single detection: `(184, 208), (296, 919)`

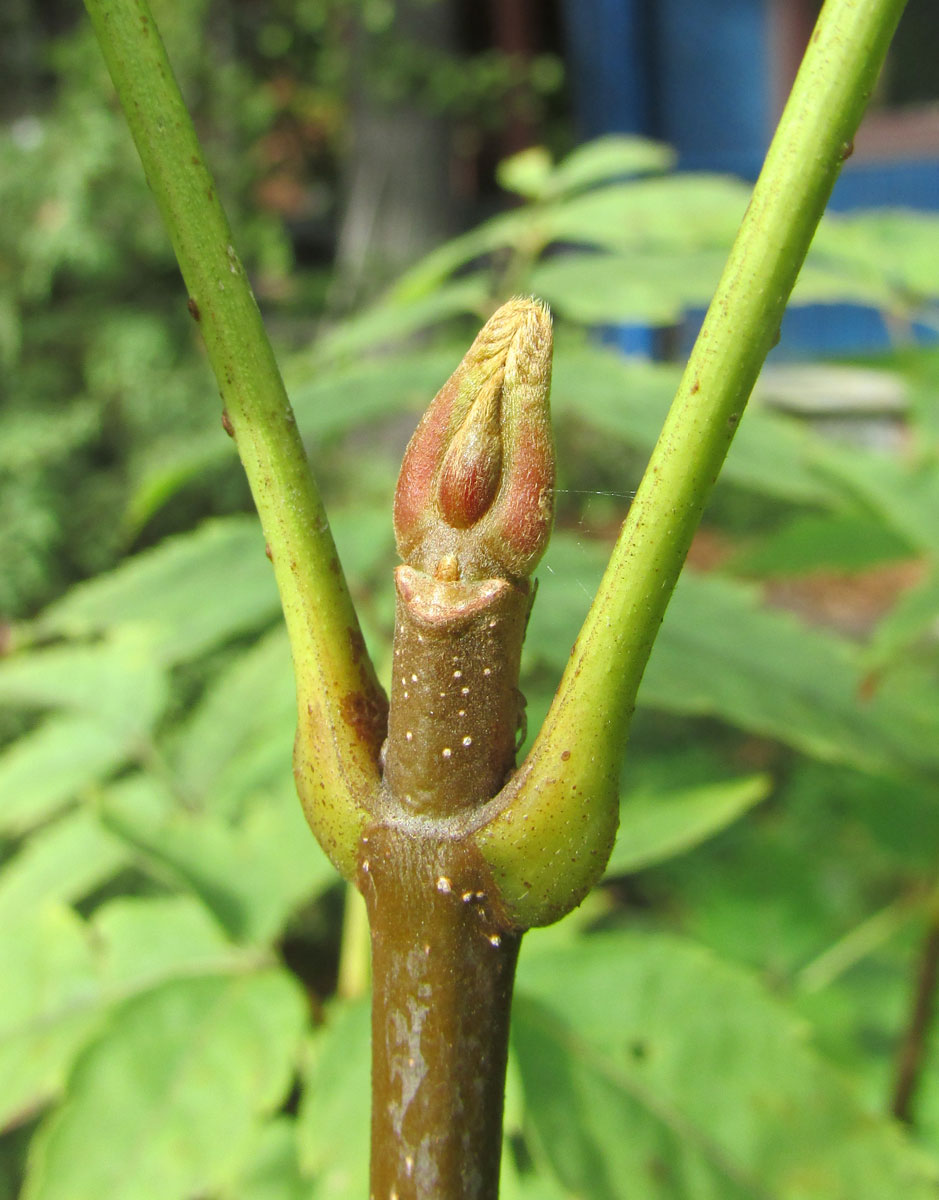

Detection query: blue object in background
(559, 0), (653, 139)
(560, 0), (772, 173)
(559, 0), (657, 357)
(559, 0), (939, 357)
(598, 323), (658, 358)
(653, 0), (771, 178)
(830, 160), (939, 212)
(775, 304), (893, 359)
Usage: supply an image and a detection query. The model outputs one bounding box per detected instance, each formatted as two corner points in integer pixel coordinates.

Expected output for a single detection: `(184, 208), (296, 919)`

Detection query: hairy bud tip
(394, 298), (555, 583)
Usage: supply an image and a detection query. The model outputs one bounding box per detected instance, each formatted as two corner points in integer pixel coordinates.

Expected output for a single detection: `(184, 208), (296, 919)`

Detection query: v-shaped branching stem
(88, 0), (908, 1197)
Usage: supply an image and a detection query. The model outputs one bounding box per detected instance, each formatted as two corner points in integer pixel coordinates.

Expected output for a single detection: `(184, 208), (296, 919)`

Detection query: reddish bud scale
(393, 298), (554, 584)
(437, 372), (504, 529)
(392, 374), (458, 551)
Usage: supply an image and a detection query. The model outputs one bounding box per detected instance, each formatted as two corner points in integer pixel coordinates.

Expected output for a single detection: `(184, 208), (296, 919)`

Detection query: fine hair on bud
(393, 298), (555, 584)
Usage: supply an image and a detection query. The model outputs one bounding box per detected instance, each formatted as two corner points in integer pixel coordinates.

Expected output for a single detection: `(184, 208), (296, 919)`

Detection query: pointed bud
(394, 298), (554, 583)
(437, 372), (503, 529)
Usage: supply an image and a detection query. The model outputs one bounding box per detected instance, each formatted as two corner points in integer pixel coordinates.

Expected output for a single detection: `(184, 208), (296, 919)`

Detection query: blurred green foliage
(247, 0), (563, 127)
(4, 5), (939, 1196)
(0, 1), (289, 618)
(0, 0), (564, 621)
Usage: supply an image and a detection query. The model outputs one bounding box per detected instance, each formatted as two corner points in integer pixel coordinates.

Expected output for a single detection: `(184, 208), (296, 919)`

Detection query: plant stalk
(892, 910), (939, 1124)
(337, 882), (372, 1002)
(366, 299), (553, 1197)
(478, 0), (909, 927)
(363, 826), (520, 1200)
(84, 0), (386, 877)
(363, 563), (530, 1199)
(569, 0), (909, 734)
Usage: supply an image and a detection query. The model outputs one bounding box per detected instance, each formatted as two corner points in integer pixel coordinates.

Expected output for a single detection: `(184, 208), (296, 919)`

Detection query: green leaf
(551, 344), (834, 507)
(607, 775), (772, 877)
(36, 517), (280, 665)
(498, 1041), (577, 1198)
(0, 1124), (27, 1200)
(530, 253), (703, 326)
(515, 933), (939, 1199)
(290, 348), (457, 439)
(789, 256), (896, 309)
(515, 1000), (749, 1200)
(0, 715), (130, 836)
(535, 245), (906, 329)
(496, 145), (554, 200)
(218, 1117), (311, 1200)
(127, 334), (472, 527)
(815, 441), (939, 556)
(544, 175), (750, 253)
(0, 906), (100, 1130)
(390, 171), (750, 302)
(529, 536), (939, 780)
(303, 277), (487, 368)
(728, 512), (913, 576)
(101, 775), (335, 944)
(331, 502), (399, 585)
(547, 136), (675, 197)
(0, 633), (168, 739)
(643, 570), (939, 780)
(387, 209), (532, 301)
(0, 893), (253, 1131)
(91, 893), (250, 990)
(812, 209), (939, 305)
(23, 970), (306, 1200)
(298, 1000), (370, 1200)
(868, 562), (939, 666)
(30, 502), (390, 687)
(0, 810), (129, 923)
(500, 1152), (576, 1200)
(124, 429), (227, 535)
(171, 627), (295, 813)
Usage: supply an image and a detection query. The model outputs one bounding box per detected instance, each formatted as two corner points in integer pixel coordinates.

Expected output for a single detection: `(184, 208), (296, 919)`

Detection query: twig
(892, 911), (939, 1124)
(84, 0), (386, 879)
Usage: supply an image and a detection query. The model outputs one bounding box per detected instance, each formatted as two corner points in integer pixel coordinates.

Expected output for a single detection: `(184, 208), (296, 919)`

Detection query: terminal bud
(394, 298), (555, 583)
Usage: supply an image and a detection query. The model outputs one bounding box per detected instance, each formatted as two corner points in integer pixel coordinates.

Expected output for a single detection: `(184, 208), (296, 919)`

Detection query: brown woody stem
(891, 911), (939, 1124)
(362, 297), (551, 1197)
(383, 567), (530, 819)
(363, 567), (531, 1198)
(363, 826), (520, 1200)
